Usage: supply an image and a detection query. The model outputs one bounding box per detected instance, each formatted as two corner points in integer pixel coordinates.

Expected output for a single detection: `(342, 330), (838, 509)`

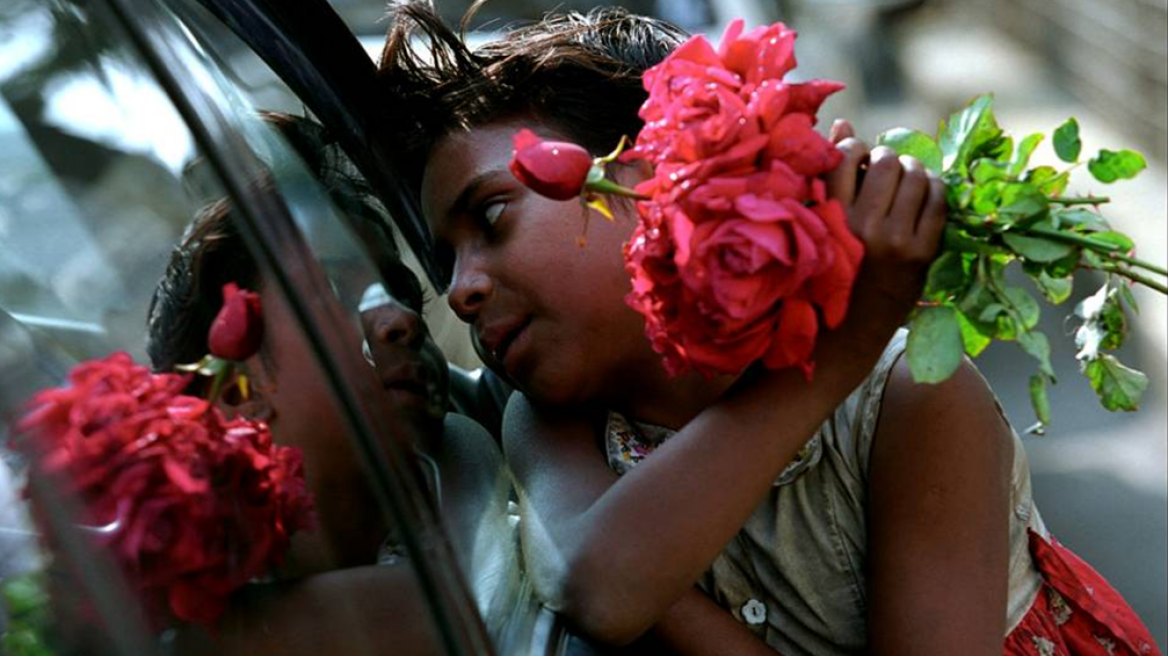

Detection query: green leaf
(1053, 208), (1110, 232)
(971, 180), (1004, 215)
(1082, 248), (1106, 269)
(974, 134), (1013, 163)
(1099, 293), (1128, 350)
(1009, 133), (1044, 176)
(1018, 330), (1055, 376)
(1083, 354), (1148, 411)
(1119, 284), (1140, 314)
(942, 226), (1003, 255)
(877, 127), (943, 173)
(972, 159), (1009, 184)
(998, 185), (1050, 224)
(1029, 374), (1052, 426)
(1088, 231), (1135, 253)
(1088, 149), (1147, 183)
(923, 251), (969, 300)
(1002, 232), (1076, 262)
(907, 306), (966, 384)
(1004, 286), (1041, 331)
(956, 309), (993, 357)
(1053, 118), (1081, 162)
(979, 302), (1006, 323)
(1034, 270), (1074, 304)
(940, 95), (1000, 174)
(1024, 166), (1070, 196)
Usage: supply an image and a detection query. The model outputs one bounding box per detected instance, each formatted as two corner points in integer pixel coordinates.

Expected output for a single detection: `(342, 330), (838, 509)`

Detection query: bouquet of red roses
(12, 285), (314, 628)
(509, 19), (1166, 428)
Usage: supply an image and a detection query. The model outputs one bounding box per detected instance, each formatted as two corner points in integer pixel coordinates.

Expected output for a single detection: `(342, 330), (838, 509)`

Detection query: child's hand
(826, 119), (946, 333)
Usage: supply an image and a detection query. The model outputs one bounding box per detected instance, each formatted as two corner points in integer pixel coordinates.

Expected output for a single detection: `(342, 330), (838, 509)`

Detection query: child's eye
(482, 200), (507, 226)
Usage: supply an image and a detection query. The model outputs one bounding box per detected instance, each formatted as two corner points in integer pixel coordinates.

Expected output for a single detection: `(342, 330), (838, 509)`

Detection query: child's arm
(639, 589), (785, 656)
(506, 137), (947, 645)
(512, 423), (780, 655)
(172, 566), (444, 656)
(866, 359), (1012, 656)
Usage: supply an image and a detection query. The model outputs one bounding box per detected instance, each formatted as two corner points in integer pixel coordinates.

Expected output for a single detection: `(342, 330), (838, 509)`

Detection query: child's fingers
(911, 175), (948, 260)
(853, 146), (902, 235)
(887, 156), (930, 245)
(826, 137), (870, 216)
(830, 119), (855, 144)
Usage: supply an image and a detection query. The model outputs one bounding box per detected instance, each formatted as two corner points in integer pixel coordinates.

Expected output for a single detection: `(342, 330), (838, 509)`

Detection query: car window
(0, 0), (530, 654)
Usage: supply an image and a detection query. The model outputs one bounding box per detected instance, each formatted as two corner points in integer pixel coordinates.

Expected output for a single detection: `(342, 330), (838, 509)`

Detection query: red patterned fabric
(1004, 530), (1161, 656)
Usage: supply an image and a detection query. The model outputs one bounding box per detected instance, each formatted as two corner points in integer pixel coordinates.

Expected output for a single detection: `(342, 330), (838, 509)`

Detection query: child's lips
(479, 316), (531, 366)
(379, 362), (438, 406)
(497, 320), (530, 373)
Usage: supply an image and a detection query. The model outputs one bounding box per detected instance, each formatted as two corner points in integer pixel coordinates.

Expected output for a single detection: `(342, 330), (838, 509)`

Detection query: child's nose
(447, 262), (493, 323)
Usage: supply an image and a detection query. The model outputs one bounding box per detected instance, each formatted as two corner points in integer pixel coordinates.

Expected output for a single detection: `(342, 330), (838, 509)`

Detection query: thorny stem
(1024, 226), (1168, 277)
(1093, 266), (1168, 295)
(1050, 196), (1111, 206)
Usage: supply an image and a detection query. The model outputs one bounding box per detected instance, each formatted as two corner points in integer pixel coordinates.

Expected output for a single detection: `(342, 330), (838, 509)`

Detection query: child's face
(421, 119), (654, 407)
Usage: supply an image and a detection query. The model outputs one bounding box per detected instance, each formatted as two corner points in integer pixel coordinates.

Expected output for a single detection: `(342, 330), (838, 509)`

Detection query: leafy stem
(1049, 195), (1110, 206)
(1023, 226), (1168, 279)
(1106, 252), (1168, 278)
(1093, 265), (1168, 295)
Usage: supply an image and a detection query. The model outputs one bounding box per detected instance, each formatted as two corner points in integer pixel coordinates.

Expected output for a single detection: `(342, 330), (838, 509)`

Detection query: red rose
(625, 167), (862, 377)
(509, 129), (594, 201)
(16, 353), (315, 627)
(619, 19), (860, 377)
(208, 282), (263, 361)
(762, 113), (844, 177)
(717, 20), (798, 86)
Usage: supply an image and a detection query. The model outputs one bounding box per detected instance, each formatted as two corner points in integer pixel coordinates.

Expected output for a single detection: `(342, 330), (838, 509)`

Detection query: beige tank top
(605, 331), (1047, 656)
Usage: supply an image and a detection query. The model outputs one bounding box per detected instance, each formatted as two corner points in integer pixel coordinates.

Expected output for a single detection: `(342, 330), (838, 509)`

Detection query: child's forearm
(171, 566), (443, 656)
(509, 320), (890, 644)
(643, 588), (781, 656)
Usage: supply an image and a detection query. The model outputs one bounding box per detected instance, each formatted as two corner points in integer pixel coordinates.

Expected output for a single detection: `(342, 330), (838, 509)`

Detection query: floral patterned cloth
(1005, 531), (1161, 656)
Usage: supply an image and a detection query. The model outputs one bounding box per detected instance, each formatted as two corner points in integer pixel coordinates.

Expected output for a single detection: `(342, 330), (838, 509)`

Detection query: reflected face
(421, 119), (654, 407)
(245, 261), (448, 462)
(359, 281), (449, 434)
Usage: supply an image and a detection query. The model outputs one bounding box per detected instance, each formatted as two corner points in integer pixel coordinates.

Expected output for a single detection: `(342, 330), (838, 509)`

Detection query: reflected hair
(146, 113), (400, 375)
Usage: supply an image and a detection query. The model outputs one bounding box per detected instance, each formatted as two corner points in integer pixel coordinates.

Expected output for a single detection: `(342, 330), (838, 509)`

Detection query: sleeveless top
(604, 331), (1049, 656)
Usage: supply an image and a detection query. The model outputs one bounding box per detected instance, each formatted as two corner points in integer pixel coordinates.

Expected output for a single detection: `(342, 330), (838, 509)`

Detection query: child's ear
(619, 158), (654, 184)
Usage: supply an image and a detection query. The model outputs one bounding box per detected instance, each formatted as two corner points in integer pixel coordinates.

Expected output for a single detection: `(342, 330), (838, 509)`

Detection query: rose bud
(209, 282), (263, 361)
(510, 129), (594, 201)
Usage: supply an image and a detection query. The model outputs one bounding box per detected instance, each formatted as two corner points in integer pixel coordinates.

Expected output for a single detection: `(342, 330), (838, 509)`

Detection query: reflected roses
(16, 353), (315, 627)
(209, 282), (264, 362)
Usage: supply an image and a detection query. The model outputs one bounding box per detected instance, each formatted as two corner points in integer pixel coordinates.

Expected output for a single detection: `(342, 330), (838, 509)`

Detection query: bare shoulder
(874, 354), (1015, 474)
(502, 393), (599, 480)
(442, 412), (504, 473)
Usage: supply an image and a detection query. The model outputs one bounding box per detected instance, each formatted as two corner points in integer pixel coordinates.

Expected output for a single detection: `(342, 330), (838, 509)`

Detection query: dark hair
(376, 2), (687, 199)
(146, 113), (403, 374)
(146, 196), (261, 374)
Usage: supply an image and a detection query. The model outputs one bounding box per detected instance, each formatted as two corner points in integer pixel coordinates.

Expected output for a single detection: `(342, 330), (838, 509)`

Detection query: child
(142, 116), (518, 653)
(377, 4), (1161, 656)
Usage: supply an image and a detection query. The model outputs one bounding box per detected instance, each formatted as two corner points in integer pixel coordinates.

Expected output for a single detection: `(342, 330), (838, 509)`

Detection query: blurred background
(326, 0), (1168, 646)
